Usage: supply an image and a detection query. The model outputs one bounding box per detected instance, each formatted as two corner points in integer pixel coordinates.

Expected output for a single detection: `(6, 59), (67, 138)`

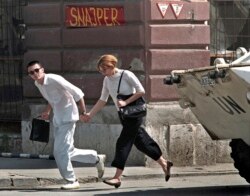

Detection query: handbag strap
(117, 71), (125, 94)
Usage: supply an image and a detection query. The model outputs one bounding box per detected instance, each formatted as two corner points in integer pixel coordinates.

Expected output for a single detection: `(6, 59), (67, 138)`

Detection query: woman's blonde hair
(97, 54), (118, 70)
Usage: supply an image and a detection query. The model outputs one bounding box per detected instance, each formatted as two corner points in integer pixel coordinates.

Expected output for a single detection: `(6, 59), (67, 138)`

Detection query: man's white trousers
(53, 122), (98, 182)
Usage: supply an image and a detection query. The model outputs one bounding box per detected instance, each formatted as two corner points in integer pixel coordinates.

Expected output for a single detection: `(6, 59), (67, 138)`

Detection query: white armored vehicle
(164, 48), (250, 183)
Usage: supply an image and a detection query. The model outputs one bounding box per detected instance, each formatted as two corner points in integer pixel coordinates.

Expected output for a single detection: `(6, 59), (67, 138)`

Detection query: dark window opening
(210, 0), (250, 64)
(0, 0), (25, 122)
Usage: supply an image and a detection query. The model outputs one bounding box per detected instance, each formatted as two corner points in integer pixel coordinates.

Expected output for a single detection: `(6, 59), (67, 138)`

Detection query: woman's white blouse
(100, 69), (145, 110)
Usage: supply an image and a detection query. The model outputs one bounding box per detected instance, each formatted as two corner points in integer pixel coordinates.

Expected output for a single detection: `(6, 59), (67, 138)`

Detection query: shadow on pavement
(0, 185), (249, 195)
(94, 185), (250, 196)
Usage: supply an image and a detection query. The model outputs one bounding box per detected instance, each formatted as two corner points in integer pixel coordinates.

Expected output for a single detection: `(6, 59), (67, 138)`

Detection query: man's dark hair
(27, 60), (42, 68)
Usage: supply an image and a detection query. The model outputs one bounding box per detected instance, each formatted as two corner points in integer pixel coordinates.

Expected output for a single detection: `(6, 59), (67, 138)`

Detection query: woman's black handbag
(30, 118), (50, 143)
(117, 94), (147, 119)
(117, 71), (147, 119)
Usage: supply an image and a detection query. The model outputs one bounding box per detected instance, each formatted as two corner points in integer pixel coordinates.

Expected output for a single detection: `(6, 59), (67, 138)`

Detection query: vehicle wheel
(230, 139), (250, 183)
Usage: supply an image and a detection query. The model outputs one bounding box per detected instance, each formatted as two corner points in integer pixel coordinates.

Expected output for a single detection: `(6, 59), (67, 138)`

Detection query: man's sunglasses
(28, 68), (42, 75)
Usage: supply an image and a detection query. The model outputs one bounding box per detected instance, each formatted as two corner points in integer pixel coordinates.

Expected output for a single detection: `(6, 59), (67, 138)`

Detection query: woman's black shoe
(103, 179), (121, 188)
(165, 161), (173, 182)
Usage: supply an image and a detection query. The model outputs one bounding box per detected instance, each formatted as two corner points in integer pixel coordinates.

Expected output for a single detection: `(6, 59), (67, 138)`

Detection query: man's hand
(41, 112), (50, 120)
(41, 104), (51, 120)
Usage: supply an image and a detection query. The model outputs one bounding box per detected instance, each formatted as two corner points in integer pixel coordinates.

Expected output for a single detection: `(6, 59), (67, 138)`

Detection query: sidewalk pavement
(0, 158), (238, 188)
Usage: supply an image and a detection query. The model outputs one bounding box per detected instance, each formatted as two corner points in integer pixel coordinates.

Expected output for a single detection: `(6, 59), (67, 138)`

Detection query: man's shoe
(61, 180), (80, 190)
(96, 154), (106, 178)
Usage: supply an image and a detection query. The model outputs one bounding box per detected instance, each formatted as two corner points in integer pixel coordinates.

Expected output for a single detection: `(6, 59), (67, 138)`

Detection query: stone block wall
(145, 0), (210, 101)
(0, 134), (22, 153)
(145, 102), (233, 167)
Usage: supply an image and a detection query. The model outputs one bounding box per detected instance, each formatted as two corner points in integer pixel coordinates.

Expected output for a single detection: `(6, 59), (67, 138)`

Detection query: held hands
(80, 112), (91, 122)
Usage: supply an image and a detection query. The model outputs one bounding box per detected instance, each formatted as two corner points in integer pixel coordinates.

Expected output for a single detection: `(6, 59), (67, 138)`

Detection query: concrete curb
(0, 169), (239, 188)
(0, 158), (239, 188)
(121, 170), (239, 180)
